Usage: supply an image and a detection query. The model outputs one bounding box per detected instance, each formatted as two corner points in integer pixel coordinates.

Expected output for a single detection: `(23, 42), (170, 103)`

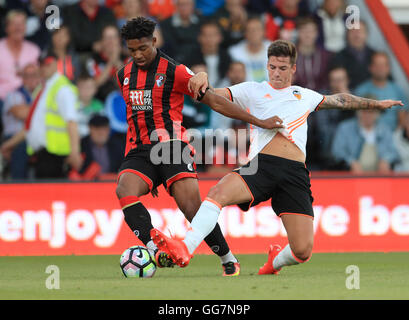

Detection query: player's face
(267, 56), (296, 89)
(126, 37), (157, 69)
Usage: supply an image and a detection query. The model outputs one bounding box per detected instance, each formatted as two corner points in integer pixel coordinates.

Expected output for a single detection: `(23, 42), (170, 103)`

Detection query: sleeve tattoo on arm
(321, 93), (380, 110)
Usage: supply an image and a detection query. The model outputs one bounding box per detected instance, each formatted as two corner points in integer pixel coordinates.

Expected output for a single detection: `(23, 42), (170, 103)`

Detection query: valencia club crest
(293, 89), (301, 100)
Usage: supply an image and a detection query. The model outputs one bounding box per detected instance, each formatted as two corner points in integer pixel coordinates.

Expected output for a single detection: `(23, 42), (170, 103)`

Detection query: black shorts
(117, 141), (197, 193)
(233, 153), (314, 219)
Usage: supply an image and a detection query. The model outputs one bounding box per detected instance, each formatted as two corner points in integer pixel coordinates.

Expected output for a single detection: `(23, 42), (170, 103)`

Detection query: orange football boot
(150, 228), (192, 267)
(258, 244), (282, 275)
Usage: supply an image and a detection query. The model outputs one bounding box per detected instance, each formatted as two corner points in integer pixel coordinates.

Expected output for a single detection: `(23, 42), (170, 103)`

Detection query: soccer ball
(119, 245), (157, 278)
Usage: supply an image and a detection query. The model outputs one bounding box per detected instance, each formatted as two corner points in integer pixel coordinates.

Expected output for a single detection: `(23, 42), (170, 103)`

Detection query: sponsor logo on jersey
(130, 90), (152, 111)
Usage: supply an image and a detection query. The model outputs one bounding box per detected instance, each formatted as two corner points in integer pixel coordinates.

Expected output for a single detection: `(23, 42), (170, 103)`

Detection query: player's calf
(291, 242), (313, 263)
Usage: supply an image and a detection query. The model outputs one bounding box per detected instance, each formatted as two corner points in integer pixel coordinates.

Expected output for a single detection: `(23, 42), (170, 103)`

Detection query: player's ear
(152, 36), (157, 47)
(291, 63), (296, 74)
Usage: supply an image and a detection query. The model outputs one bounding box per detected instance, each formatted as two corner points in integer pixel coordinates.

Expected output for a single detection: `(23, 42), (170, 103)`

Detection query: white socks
(220, 251), (238, 264)
(183, 199), (221, 254)
(146, 240), (158, 256)
(273, 244), (308, 270)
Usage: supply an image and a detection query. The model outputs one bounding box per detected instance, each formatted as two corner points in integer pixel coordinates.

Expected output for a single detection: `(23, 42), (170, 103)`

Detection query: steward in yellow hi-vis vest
(25, 54), (83, 179)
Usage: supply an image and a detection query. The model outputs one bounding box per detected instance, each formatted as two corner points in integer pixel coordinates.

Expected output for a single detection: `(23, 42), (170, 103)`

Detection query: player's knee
(115, 183), (126, 199)
(180, 203), (200, 222)
(292, 242), (313, 262)
(207, 184), (229, 206)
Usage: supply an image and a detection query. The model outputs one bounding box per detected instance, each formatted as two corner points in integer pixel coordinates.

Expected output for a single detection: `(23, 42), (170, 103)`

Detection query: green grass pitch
(1, 252), (408, 300)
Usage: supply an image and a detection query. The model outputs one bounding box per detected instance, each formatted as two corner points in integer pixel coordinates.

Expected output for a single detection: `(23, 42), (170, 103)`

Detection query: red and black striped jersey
(116, 49), (195, 156)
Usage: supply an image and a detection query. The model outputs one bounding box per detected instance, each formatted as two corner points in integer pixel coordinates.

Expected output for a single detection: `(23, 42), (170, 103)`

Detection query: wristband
(197, 86), (210, 101)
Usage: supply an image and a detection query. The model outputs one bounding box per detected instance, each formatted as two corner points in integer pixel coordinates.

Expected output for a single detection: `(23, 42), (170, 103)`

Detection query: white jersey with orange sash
(228, 81), (325, 160)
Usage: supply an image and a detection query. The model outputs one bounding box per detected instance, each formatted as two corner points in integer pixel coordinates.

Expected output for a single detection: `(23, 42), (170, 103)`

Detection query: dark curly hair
(120, 17), (156, 41)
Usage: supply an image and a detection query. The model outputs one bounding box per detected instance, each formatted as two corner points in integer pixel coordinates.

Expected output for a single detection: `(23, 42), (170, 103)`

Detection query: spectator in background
(47, 25), (81, 82)
(329, 21), (375, 89)
(86, 25), (126, 101)
(104, 0), (124, 17)
(117, 0), (164, 49)
(306, 66), (354, 170)
(181, 64), (212, 134)
(394, 110), (409, 172)
(354, 52), (408, 131)
(264, 0), (309, 41)
(331, 107), (399, 174)
(294, 16), (331, 93)
(228, 16), (270, 82)
(76, 73), (104, 138)
(1, 63), (41, 179)
(49, 0), (78, 8)
(147, 0), (175, 21)
(0, 10), (40, 103)
(62, 0), (117, 55)
(212, 61), (247, 131)
(314, 0), (347, 53)
(246, 0), (273, 14)
(79, 114), (123, 177)
(23, 0), (52, 51)
(213, 0), (248, 48)
(196, 0), (224, 16)
(185, 21), (231, 88)
(1, 53), (82, 179)
(160, 0), (202, 63)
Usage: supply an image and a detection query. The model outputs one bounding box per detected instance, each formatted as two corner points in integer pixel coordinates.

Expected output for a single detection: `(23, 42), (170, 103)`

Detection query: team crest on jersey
(293, 89), (301, 100)
(129, 89), (152, 110)
(123, 77), (129, 85)
(155, 73), (166, 87)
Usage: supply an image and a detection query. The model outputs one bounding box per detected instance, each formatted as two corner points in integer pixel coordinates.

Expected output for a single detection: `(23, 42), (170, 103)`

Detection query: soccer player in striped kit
(115, 17), (283, 275)
(151, 39), (403, 274)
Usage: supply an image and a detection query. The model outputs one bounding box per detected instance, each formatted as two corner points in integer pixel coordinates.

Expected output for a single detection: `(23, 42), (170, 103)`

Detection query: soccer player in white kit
(151, 40), (403, 275)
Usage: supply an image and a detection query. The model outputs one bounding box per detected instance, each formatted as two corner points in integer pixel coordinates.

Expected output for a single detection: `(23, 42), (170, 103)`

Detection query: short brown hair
(267, 40), (297, 65)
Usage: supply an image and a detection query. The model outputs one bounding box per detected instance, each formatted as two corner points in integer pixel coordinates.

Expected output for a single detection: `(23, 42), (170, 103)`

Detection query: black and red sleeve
(173, 64), (195, 98)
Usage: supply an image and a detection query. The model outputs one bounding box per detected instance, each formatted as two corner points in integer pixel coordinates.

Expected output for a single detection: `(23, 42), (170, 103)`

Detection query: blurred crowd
(0, 0), (409, 181)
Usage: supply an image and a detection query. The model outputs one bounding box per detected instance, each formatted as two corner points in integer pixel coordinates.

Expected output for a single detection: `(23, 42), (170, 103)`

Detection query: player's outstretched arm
(320, 93), (404, 111)
(188, 71), (209, 100)
(200, 87), (285, 130)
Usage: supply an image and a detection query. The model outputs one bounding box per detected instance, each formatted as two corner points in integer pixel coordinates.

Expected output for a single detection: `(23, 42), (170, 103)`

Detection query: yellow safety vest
(30, 75), (78, 156)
